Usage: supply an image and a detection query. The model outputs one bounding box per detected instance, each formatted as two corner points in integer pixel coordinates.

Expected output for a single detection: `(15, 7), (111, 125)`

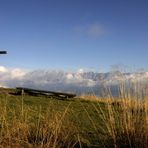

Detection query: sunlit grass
(0, 83), (148, 147)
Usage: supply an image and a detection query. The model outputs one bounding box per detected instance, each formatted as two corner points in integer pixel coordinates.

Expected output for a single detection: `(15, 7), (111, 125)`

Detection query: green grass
(0, 91), (106, 147)
(0, 88), (148, 147)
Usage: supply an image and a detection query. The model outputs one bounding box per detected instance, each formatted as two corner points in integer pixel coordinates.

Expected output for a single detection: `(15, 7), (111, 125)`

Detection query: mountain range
(0, 66), (148, 95)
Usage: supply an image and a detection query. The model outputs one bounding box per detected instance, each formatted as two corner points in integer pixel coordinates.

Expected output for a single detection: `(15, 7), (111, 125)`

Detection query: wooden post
(21, 89), (25, 96)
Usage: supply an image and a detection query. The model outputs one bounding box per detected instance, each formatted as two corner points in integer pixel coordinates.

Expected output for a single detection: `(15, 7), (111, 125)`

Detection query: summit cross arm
(0, 51), (7, 54)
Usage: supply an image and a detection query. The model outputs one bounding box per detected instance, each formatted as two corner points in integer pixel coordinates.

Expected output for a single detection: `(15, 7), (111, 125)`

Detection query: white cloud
(0, 66), (27, 86)
(88, 23), (105, 37)
(74, 22), (106, 37)
(0, 66), (8, 73)
(77, 68), (84, 74)
(10, 68), (27, 79)
(66, 73), (73, 79)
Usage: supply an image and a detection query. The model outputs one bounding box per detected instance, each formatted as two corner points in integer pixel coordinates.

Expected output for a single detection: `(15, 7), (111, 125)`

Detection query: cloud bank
(0, 66), (98, 94)
(1, 65), (148, 95)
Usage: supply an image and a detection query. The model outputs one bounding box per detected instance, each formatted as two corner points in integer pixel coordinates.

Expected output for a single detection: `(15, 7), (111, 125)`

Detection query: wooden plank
(16, 87), (76, 98)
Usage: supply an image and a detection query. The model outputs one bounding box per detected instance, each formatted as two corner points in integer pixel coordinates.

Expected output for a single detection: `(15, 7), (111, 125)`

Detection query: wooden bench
(16, 87), (76, 98)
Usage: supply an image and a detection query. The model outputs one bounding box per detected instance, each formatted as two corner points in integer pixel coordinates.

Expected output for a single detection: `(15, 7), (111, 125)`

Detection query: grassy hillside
(0, 88), (148, 147)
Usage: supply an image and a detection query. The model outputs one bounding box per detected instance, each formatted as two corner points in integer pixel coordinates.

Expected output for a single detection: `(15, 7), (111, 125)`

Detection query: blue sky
(0, 0), (148, 71)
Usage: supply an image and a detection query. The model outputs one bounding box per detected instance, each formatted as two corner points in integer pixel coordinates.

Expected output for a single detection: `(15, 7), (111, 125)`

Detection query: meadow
(0, 87), (148, 147)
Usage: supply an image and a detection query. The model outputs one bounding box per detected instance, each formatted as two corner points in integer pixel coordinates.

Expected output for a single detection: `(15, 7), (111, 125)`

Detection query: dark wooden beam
(0, 51), (7, 54)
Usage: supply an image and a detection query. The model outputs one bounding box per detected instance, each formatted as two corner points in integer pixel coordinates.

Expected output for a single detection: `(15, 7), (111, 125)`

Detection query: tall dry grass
(88, 79), (148, 148)
(0, 96), (80, 147)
